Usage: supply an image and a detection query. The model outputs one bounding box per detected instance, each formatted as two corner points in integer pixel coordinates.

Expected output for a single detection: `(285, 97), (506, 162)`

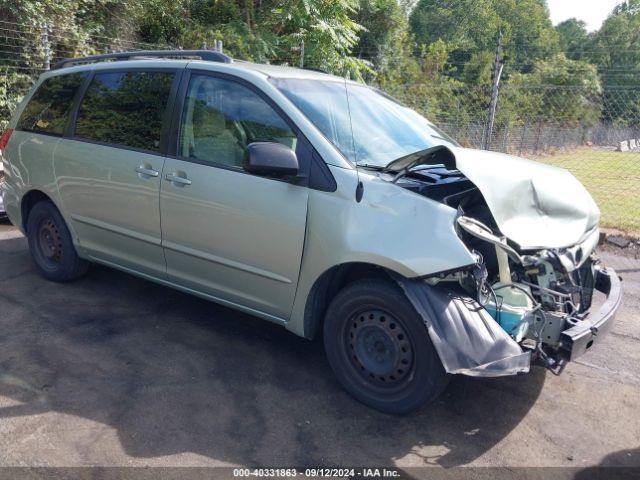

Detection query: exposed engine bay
(382, 146), (619, 375)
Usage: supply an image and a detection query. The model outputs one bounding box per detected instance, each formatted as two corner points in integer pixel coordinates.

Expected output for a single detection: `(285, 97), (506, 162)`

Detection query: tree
(264, 0), (366, 76)
(589, 0), (640, 78)
(506, 53), (602, 126)
(588, 0), (640, 124)
(556, 18), (590, 61)
(409, 0), (560, 73)
(353, 0), (407, 64)
(133, 0), (368, 76)
(376, 39), (470, 128)
(0, 0), (139, 129)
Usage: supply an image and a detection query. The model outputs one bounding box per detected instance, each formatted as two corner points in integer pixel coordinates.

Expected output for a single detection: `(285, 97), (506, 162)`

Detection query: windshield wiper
(356, 163), (385, 170)
(390, 163), (443, 183)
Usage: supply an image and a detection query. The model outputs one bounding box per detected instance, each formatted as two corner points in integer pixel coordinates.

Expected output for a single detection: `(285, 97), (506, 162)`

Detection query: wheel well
(21, 190), (52, 232)
(303, 262), (396, 340)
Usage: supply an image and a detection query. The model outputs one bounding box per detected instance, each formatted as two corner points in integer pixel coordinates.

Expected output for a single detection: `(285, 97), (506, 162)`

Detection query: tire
(323, 279), (449, 414)
(26, 200), (89, 282)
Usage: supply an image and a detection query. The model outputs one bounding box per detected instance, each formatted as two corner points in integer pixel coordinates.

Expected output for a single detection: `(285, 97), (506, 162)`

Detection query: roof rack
(52, 49), (233, 70)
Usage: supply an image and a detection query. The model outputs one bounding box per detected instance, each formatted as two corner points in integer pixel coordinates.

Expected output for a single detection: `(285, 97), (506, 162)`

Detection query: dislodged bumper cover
(397, 279), (531, 377)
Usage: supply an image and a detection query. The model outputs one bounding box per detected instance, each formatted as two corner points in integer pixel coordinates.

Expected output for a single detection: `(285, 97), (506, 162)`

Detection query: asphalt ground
(0, 220), (638, 472)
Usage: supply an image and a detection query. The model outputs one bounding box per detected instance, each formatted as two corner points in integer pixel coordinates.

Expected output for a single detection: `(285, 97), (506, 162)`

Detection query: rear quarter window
(16, 73), (87, 135)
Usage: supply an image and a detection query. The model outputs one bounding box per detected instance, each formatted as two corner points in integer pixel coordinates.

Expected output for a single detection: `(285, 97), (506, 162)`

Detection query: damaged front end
(388, 146), (623, 377)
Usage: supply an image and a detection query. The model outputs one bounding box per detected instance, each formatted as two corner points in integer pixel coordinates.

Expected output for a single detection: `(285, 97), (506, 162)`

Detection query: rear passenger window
(17, 73), (86, 135)
(75, 71), (174, 152)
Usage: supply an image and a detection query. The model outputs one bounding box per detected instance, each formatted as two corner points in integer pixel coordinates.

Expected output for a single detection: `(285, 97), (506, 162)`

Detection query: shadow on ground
(0, 235), (546, 467)
(574, 448), (640, 480)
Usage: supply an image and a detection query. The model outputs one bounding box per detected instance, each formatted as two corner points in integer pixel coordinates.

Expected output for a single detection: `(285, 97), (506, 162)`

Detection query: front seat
(191, 102), (245, 168)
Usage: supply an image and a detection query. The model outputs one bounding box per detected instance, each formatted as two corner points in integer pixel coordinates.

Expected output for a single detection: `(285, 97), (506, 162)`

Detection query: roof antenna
(343, 76), (363, 202)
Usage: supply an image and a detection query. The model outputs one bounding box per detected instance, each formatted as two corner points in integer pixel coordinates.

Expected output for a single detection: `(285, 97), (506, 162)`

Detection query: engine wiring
(442, 244), (583, 376)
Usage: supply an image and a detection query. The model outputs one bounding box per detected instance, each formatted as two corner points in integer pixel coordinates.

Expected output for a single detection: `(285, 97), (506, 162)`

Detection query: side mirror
(245, 142), (299, 177)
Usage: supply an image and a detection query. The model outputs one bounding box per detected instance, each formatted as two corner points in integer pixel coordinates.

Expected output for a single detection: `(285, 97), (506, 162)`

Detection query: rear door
(55, 68), (178, 276)
(160, 71), (310, 319)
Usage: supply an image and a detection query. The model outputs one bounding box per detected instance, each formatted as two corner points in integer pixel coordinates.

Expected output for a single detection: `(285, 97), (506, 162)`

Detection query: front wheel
(323, 279), (449, 414)
(26, 200), (89, 282)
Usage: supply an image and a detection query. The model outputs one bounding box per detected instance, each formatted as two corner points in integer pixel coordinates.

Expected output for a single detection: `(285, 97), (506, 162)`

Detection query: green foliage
(0, 70), (33, 129)
(587, 0), (640, 125)
(133, 0), (189, 44)
(1, 0), (639, 133)
(589, 1), (640, 77)
(354, 0), (406, 62)
(130, 0), (369, 76)
(556, 18), (590, 61)
(0, 0), (142, 129)
(266, 0), (367, 76)
(409, 0), (560, 72)
(2, 0), (132, 38)
(507, 54), (601, 126)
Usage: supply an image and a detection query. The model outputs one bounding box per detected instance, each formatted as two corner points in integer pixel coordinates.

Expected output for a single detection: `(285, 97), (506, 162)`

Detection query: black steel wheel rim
(346, 308), (414, 387)
(37, 218), (63, 264)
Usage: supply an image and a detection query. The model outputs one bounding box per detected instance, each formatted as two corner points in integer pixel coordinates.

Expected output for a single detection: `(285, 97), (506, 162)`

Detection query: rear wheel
(26, 200), (89, 282)
(323, 279), (449, 414)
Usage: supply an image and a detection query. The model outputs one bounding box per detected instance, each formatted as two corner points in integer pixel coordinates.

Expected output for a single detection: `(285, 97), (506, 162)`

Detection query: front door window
(179, 75), (297, 169)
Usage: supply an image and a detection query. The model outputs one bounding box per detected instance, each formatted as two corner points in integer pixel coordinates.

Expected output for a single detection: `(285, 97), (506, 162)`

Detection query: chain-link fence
(419, 84), (640, 236)
(378, 75), (640, 237)
(1, 19), (639, 236)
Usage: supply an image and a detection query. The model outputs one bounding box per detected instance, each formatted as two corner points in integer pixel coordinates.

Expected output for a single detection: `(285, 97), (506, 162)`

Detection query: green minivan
(0, 50), (622, 414)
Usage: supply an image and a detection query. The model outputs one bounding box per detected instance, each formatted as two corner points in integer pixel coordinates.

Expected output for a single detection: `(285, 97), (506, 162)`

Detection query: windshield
(270, 78), (458, 167)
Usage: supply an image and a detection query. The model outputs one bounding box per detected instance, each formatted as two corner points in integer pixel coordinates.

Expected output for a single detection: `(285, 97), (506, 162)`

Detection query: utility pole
(483, 31), (503, 150)
(41, 24), (50, 70)
(299, 40), (304, 69)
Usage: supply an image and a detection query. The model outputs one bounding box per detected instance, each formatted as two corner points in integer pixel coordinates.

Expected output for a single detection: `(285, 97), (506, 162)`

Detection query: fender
(287, 165), (475, 337)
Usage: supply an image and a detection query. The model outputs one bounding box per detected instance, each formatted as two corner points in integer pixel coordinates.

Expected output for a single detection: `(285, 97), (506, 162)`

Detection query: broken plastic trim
(395, 277), (531, 377)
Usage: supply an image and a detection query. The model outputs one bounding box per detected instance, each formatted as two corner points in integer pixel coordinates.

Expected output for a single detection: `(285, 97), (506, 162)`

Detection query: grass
(534, 148), (640, 235)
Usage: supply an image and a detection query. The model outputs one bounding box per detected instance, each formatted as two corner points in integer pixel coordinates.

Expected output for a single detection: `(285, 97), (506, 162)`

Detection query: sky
(547, 0), (624, 31)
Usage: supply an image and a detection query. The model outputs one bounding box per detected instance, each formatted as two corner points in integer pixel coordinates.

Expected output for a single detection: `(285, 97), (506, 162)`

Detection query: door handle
(165, 172), (192, 186)
(135, 165), (159, 177)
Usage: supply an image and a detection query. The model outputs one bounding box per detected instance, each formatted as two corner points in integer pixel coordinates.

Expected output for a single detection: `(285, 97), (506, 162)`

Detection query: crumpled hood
(449, 146), (600, 250)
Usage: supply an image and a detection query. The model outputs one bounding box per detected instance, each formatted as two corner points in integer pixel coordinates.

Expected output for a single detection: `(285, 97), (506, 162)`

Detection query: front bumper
(559, 267), (622, 361)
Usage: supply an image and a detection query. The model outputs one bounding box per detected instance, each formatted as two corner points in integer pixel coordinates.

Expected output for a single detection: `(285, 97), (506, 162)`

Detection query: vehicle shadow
(574, 447), (640, 480)
(0, 235), (546, 467)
